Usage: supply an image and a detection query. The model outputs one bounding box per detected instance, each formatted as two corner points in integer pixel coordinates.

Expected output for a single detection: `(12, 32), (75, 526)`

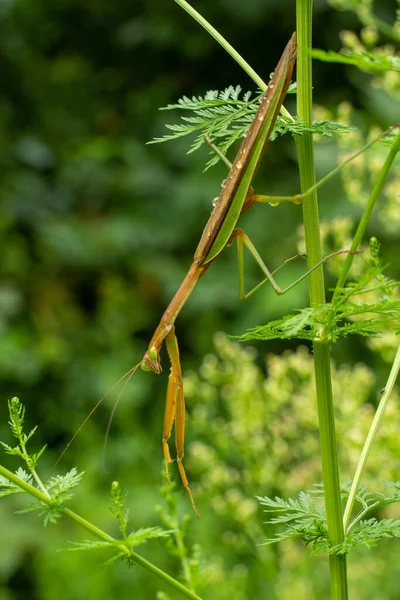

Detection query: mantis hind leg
(232, 228), (358, 300)
(164, 326), (200, 519)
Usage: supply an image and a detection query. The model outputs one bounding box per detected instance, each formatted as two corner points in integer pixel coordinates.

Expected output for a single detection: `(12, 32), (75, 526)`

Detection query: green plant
(0, 398), (203, 600)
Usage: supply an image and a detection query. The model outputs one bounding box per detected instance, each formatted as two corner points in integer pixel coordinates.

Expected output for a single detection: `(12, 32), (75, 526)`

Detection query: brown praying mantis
(135, 34), (298, 517)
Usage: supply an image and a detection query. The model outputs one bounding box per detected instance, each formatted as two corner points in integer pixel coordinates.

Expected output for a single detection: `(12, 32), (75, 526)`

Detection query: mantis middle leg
(232, 228), (357, 300)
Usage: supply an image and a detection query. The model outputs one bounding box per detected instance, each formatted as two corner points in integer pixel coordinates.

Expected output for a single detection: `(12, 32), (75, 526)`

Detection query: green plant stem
(173, 0), (293, 120)
(20, 445), (50, 498)
(296, 1), (348, 598)
(174, 524), (194, 590)
(343, 343), (400, 532)
(312, 345), (347, 598)
(256, 124), (400, 205)
(332, 127), (400, 304)
(0, 464), (203, 600)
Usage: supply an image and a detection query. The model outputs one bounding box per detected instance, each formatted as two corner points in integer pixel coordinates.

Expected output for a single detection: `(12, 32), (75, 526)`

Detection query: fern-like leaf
(312, 49), (400, 73)
(46, 468), (85, 503)
(126, 527), (173, 548)
(150, 86), (355, 169)
(235, 257), (400, 344)
(258, 483), (400, 556)
(331, 519), (400, 554)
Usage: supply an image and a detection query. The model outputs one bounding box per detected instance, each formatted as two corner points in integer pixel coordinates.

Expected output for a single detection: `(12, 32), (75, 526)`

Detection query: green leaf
(65, 540), (115, 552)
(126, 527), (174, 548)
(331, 519), (400, 553)
(0, 468), (33, 497)
(46, 468), (84, 502)
(312, 49), (400, 73)
(149, 86), (355, 170)
(235, 258), (400, 343)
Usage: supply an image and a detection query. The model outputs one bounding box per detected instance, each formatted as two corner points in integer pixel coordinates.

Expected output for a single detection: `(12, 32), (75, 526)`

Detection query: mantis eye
(148, 347), (158, 361)
(140, 363), (151, 372)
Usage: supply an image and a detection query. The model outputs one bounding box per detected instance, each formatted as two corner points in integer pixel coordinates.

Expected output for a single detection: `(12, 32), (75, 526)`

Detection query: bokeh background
(0, 0), (399, 598)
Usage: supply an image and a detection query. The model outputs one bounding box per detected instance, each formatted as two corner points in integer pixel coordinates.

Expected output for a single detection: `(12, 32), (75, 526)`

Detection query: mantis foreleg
(164, 326), (199, 518)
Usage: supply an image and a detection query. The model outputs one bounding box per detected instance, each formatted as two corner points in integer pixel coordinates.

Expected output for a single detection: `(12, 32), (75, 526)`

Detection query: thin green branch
(343, 343), (400, 532)
(0, 464), (203, 600)
(256, 124), (399, 205)
(347, 501), (380, 532)
(173, 0), (293, 120)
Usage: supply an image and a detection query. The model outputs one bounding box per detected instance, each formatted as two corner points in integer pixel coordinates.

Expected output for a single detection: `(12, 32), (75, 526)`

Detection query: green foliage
(0, 467), (33, 497)
(156, 477), (206, 595)
(151, 85), (356, 170)
(312, 49), (400, 73)
(258, 481), (400, 556)
(109, 480), (130, 539)
(67, 525), (172, 568)
(258, 492), (329, 554)
(234, 245), (400, 343)
(39, 468), (84, 506)
(1, 397), (46, 470)
(0, 398), (84, 524)
(183, 334), (400, 597)
(0, 399), (202, 598)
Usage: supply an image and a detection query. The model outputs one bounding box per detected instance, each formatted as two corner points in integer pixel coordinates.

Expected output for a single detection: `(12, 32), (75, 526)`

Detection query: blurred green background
(0, 0), (399, 598)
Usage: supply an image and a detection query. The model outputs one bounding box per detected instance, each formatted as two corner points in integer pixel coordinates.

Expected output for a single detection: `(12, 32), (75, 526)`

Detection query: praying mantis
(135, 32), (371, 517)
(139, 34), (301, 517)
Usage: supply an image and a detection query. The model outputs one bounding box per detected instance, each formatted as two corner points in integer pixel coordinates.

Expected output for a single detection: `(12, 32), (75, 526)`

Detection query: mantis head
(140, 346), (162, 374)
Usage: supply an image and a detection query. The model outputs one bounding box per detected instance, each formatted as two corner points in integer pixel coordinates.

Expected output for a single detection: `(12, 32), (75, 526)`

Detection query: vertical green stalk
(295, 1), (348, 598)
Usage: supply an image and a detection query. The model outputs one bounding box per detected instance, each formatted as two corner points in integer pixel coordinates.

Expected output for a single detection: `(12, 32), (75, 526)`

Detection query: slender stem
(173, 526), (194, 590)
(343, 343), (400, 532)
(332, 128), (400, 303)
(21, 448), (50, 498)
(173, 0), (293, 120)
(312, 345), (348, 598)
(174, 0), (264, 88)
(0, 464), (57, 503)
(254, 124), (400, 206)
(0, 464), (203, 600)
(296, 1), (348, 597)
